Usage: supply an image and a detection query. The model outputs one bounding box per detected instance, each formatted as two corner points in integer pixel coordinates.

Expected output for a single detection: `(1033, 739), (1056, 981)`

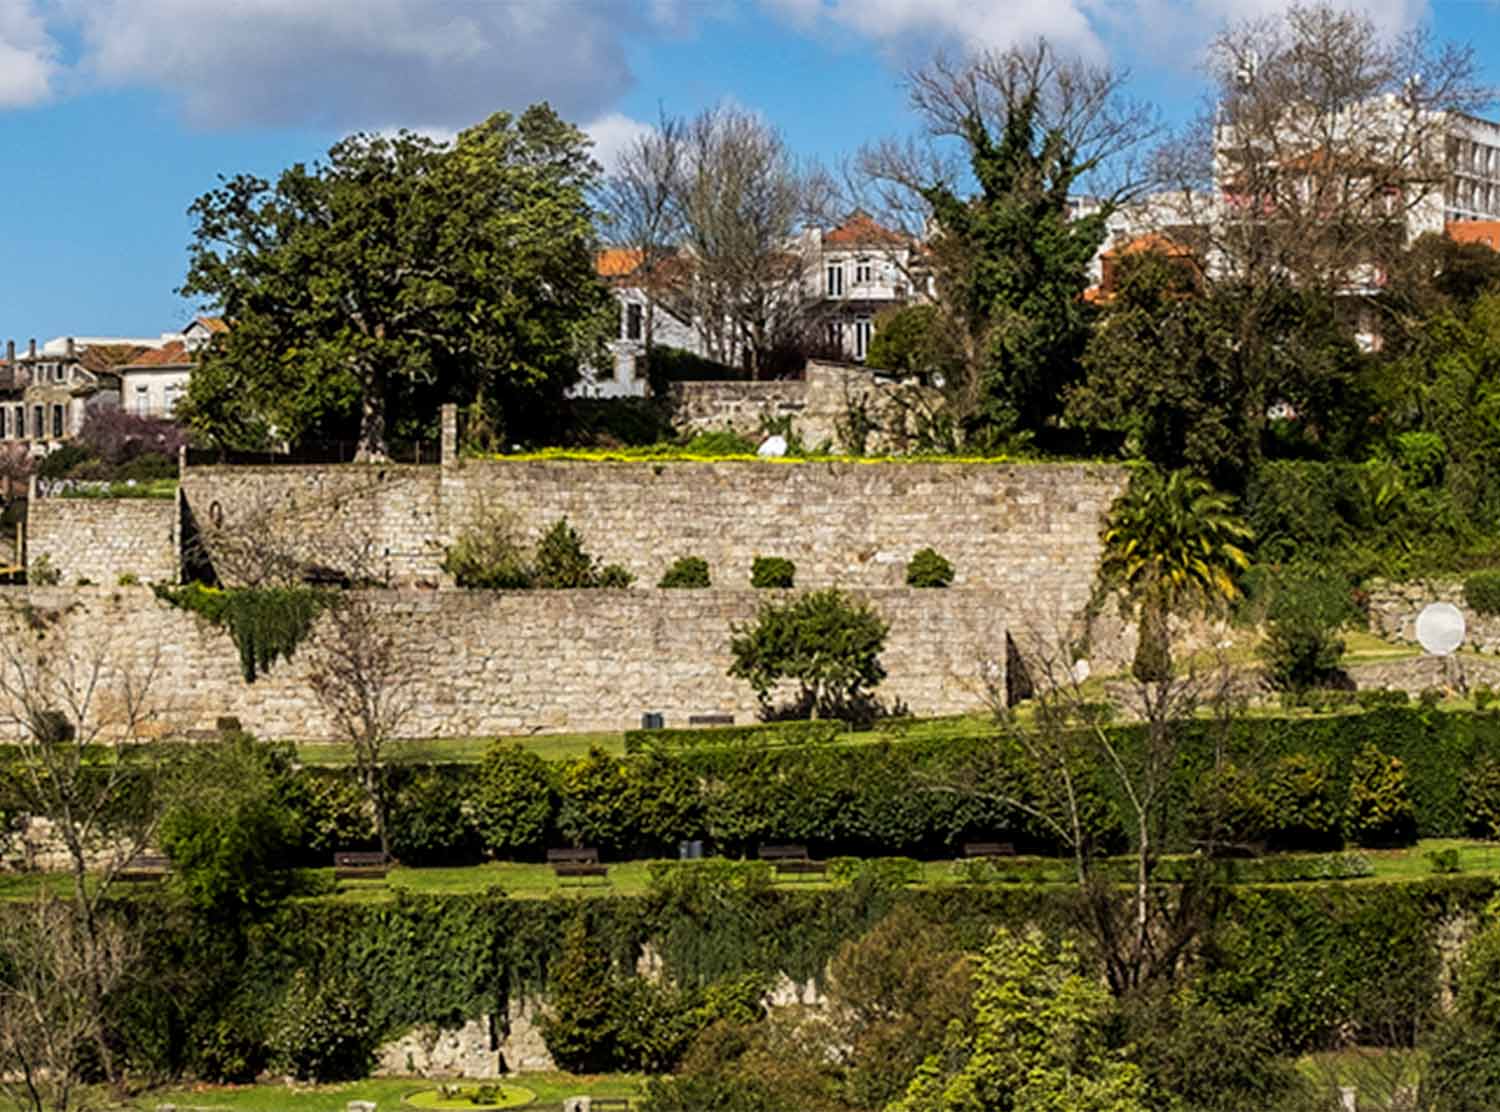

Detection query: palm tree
(1099, 466), (1252, 681)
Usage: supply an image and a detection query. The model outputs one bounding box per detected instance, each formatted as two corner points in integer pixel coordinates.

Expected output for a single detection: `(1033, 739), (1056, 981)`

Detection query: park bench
(758, 843), (826, 880)
(962, 841), (1017, 860)
(687, 713), (734, 727)
(1191, 839), (1266, 860)
(333, 851), (391, 881)
(548, 847), (609, 886)
(116, 853), (170, 883)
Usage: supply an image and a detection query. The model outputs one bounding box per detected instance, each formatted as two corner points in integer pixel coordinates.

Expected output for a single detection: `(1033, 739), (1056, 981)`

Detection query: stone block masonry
(27, 494), (178, 585)
(0, 586), (1010, 739)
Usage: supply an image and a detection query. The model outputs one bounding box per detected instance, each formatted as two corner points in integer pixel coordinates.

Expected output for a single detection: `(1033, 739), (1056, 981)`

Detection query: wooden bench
(116, 853), (170, 883)
(688, 714), (734, 727)
(548, 847), (609, 885)
(962, 841), (1017, 860)
(1191, 839), (1266, 860)
(333, 851), (391, 881)
(758, 844), (826, 880)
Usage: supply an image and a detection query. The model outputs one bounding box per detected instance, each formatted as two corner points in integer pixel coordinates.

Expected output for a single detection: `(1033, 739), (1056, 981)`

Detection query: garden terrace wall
(0, 585), (1008, 739)
(26, 494), (178, 585)
(179, 451), (1126, 628)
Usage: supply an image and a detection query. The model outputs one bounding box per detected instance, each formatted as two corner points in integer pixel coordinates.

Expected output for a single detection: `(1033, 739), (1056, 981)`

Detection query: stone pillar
(440, 404), (458, 468)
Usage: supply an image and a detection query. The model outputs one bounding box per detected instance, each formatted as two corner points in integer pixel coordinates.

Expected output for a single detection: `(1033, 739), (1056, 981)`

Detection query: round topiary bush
(659, 556), (711, 589)
(750, 556), (795, 589)
(905, 547), (954, 588)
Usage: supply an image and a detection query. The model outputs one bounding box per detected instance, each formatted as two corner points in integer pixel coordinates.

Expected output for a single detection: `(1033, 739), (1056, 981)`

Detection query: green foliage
(659, 556), (711, 589)
(1345, 744), (1419, 847)
(905, 547), (955, 588)
(749, 556), (796, 589)
(624, 719), (845, 755)
(388, 771), (477, 866)
(1258, 566), (1352, 691)
(154, 583), (332, 682)
(888, 925), (1148, 1112)
(539, 914), (622, 1073)
(1429, 847), (1463, 874)
(597, 563), (635, 589)
(289, 772), (375, 855)
(556, 748), (702, 856)
(467, 744), (555, 858)
(181, 105), (610, 453)
(442, 508), (532, 589)
(267, 970), (376, 1082)
(866, 303), (965, 380)
(532, 518), (598, 589)
(728, 589), (888, 719)
(1467, 759), (1500, 839)
(1466, 572), (1500, 616)
(28, 553), (59, 586)
(1261, 754), (1343, 852)
(644, 345), (746, 401)
(159, 733), (304, 917)
(686, 429), (759, 456)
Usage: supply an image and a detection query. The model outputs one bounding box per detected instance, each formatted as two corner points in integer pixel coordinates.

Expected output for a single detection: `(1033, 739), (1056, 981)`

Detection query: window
(853, 318), (872, 361)
(165, 383), (182, 415)
(0, 408), (8, 439)
(825, 263), (844, 297)
(31, 406), (43, 440)
(625, 303), (643, 341)
(826, 320), (843, 351)
(135, 385), (150, 416)
(52, 364), (65, 383)
(51, 404), (63, 439)
(854, 258), (873, 285)
(13, 407), (22, 439)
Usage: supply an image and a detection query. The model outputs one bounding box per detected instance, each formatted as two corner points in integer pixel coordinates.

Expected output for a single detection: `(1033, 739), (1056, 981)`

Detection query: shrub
(749, 556), (795, 589)
(659, 556), (711, 589)
(684, 428), (758, 456)
(35, 442), (93, 480)
(1261, 754), (1342, 852)
(289, 772), (375, 856)
(1429, 848), (1463, 874)
(28, 553), (59, 586)
(597, 563), (635, 589)
(1466, 571), (1500, 616)
(388, 772), (477, 866)
(728, 589), (888, 720)
(442, 506), (532, 589)
(468, 744), (555, 858)
(1345, 743), (1418, 847)
(905, 548), (954, 588)
(117, 572), (140, 586)
(1466, 759), (1500, 839)
(1258, 567), (1351, 691)
(159, 733), (303, 916)
(1357, 688), (1410, 709)
(532, 518), (598, 588)
(1421, 687), (1446, 709)
(1476, 685), (1496, 712)
(623, 719), (844, 754)
(268, 970), (375, 1082)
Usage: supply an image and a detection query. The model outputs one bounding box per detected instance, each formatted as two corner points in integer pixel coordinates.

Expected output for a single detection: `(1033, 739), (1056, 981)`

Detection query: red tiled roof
(193, 316), (229, 334)
(1448, 221), (1500, 250)
(596, 248), (644, 277)
(825, 211), (906, 248)
(122, 340), (193, 368)
(78, 344), (149, 373)
(1101, 232), (1196, 260)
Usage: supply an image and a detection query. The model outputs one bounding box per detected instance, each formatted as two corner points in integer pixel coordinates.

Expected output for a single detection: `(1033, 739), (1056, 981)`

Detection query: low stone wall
(0, 586), (1016, 739)
(1367, 579), (1500, 654)
(27, 494), (178, 585)
(669, 378), (808, 440)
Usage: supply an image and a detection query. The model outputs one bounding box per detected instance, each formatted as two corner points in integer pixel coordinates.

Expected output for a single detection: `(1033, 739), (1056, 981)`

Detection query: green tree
(468, 743), (555, 858)
(1345, 744), (1417, 847)
(182, 104), (611, 457)
(728, 589), (888, 720)
(1257, 566), (1352, 692)
(1099, 467), (1251, 682)
(889, 926), (1148, 1112)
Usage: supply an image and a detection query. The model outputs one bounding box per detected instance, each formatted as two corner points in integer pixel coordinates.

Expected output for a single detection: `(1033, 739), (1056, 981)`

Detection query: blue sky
(0, 0), (1496, 342)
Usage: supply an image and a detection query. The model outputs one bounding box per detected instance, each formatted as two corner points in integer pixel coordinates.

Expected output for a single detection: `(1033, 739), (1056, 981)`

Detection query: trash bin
(678, 839), (704, 860)
(641, 712), (664, 730)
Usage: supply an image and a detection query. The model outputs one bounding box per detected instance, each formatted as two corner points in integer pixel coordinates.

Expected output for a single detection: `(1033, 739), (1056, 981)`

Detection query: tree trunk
(356, 363), (390, 462)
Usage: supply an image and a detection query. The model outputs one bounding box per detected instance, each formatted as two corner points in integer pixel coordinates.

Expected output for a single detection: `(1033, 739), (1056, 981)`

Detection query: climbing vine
(154, 583), (333, 682)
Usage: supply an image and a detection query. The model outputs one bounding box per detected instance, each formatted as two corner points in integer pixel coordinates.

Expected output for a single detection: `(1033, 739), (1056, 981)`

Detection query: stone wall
(669, 361), (942, 452)
(1367, 579), (1500, 654)
(27, 494), (178, 585)
(0, 586), (1010, 739)
(178, 454), (1123, 641)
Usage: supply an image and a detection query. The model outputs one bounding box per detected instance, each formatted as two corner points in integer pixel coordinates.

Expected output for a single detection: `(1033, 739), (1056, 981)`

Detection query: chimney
(65, 337), (75, 360)
(5, 341), (12, 365)
(27, 339), (35, 359)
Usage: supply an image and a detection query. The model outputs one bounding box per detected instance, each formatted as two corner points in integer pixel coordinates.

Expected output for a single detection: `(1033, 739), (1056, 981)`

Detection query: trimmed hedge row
(623, 719), (847, 754)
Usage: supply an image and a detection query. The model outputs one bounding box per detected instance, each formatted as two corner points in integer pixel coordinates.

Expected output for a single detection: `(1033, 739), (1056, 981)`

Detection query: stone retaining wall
(27, 494), (178, 585)
(0, 586), (1013, 739)
(1367, 579), (1500, 654)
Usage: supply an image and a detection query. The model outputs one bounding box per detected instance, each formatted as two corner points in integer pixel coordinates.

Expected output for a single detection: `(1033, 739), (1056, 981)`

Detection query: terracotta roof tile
(825, 211), (906, 248)
(123, 341), (193, 368)
(596, 248), (644, 277)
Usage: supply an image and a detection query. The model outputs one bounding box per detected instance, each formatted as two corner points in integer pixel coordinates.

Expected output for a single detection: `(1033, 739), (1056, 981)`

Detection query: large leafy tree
(182, 103), (612, 457)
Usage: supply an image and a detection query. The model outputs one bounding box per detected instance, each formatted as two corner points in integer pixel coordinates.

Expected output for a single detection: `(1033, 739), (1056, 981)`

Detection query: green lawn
(87, 1071), (641, 1111)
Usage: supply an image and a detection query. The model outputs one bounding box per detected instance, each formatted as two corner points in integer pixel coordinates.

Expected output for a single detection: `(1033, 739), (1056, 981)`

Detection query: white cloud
(50, 0), (671, 131)
(584, 112), (656, 174)
(0, 0), (58, 108)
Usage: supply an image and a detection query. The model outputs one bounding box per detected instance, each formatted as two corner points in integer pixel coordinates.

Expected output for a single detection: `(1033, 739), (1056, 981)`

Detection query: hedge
(624, 719), (847, 754)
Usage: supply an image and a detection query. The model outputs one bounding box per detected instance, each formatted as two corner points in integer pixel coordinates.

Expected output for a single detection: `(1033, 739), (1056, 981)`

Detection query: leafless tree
(673, 104), (836, 377)
(596, 113), (686, 391)
(0, 602), (164, 1086)
(0, 895), (138, 1112)
(306, 591), (417, 859)
(948, 632), (1238, 996)
(1168, 3), (1492, 297)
